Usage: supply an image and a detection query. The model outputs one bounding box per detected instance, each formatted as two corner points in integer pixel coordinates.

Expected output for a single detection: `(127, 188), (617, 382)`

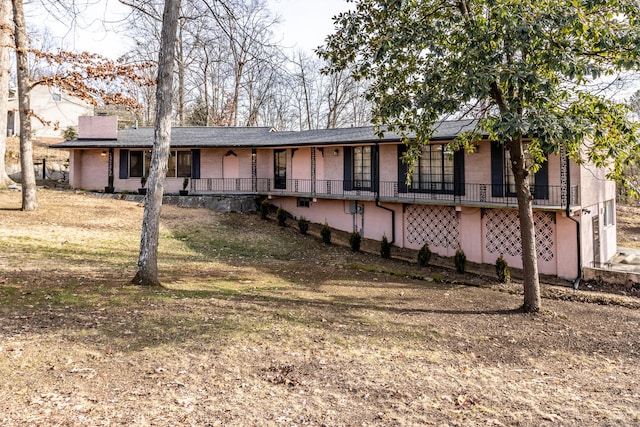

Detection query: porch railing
(190, 178), (580, 208)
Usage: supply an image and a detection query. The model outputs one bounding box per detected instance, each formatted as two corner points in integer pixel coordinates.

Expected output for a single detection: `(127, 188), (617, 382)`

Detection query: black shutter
(343, 146), (353, 191)
(191, 149), (201, 179)
(397, 145), (408, 193)
(454, 149), (465, 196)
(534, 159), (549, 200)
(372, 145), (379, 192)
(119, 149), (129, 179)
(491, 142), (504, 198)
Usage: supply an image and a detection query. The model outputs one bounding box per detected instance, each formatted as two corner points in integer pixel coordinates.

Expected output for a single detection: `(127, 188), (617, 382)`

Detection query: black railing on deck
(190, 178), (580, 207)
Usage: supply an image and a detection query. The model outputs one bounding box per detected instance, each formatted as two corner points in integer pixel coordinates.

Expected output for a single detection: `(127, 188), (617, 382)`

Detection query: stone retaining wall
(583, 267), (640, 286)
(93, 192), (258, 213)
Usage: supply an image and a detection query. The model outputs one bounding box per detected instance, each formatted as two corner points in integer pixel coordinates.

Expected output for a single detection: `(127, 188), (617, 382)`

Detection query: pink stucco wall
(556, 212), (579, 279)
(578, 162), (616, 208)
(465, 143), (491, 184)
(78, 116), (117, 139)
(323, 147), (343, 182)
(202, 149), (224, 179)
(272, 197), (400, 243)
(256, 149), (273, 181)
(579, 199), (618, 268)
(379, 144), (398, 181)
(292, 147), (311, 180)
(223, 152), (240, 179)
(458, 207), (483, 261)
(77, 150), (108, 191)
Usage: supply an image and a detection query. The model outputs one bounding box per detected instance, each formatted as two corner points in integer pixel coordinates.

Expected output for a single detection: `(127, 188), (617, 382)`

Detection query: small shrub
(417, 243), (432, 267)
(320, 222), (331, 244)
(298, 216), (309, 235)
(276, 207), (287, 227)
(496, 254), (511, 283)
(62, 126), (77, 141)
(454, 247), (467, 273)
(380, 235), (391, 259)
(259, 199), (270, 220)
(349, 231), (361, 252)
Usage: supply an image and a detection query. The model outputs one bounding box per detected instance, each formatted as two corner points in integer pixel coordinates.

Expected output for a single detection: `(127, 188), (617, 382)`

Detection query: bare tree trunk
(296, 52), (312, 131)
(231, 61), (244, 126)
(176, 17), (185, 126)
(132, 0), (180, 287)
(0, 0), (15, 187)
(12, 0), (37, 211)
(508, 137), (541, 312)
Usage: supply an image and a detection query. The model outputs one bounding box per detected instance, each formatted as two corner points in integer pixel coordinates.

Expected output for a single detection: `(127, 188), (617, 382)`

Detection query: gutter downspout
(565, 155), (581, 289)
(374, 142), (395, 244)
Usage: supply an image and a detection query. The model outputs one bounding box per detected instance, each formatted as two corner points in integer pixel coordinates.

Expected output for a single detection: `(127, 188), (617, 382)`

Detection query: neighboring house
(54, 115), (618, 281)
(7, 85), (94, 139)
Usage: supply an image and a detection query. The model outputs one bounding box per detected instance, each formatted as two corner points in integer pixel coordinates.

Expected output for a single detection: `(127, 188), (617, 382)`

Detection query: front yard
(0, 189), (638, 426)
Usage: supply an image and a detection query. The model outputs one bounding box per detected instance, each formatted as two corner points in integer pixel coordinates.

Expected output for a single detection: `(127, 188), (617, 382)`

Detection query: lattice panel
(406, 205), (459, 248)
(484, 210), (555, 261)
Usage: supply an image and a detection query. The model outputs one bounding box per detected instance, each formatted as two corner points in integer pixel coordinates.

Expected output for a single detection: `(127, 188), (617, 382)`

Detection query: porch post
(311, 147), (316, 195)
(251, 147), (257, 192)
(106, 148), (115, 193)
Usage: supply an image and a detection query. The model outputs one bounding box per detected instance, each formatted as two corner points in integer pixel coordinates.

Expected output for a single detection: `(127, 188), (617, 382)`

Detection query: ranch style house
(54, 115), (618, 281)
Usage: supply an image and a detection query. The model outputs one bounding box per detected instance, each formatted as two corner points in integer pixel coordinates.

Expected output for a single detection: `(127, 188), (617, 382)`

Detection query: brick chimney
(78, 115), (118, 139)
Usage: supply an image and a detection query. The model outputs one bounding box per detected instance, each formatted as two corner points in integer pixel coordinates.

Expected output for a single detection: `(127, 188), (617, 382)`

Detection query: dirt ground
(0, 189), (639, 426)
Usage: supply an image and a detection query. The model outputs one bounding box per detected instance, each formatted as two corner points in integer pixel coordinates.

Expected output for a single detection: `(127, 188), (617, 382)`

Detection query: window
(297, 197), (311, 208)
(129, 151), (150, 178)
(353, 146), (372, 189)
(120, 149), (197, 180)
(167, 151), (192, 177)
(491, 142), (548, 199)
(129, 150), (192, 178)
(504, 148), (535, 195)
(411, 145), (455, 193)
(51, 87), (62, 102)
(604, 200), (614, 226)
(274, 149), (286, 189)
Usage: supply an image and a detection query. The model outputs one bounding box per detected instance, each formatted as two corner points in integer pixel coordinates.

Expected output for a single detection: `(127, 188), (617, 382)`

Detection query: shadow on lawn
(0, 263), (572, 369)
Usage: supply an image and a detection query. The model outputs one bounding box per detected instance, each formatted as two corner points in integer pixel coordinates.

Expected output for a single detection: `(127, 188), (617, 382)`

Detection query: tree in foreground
(319, 0), (640, 312)
(12, 0), (37, 211)
(0, 0), (14, 188)
(132, 0), (180, 287)
(3, 0), (152, 208)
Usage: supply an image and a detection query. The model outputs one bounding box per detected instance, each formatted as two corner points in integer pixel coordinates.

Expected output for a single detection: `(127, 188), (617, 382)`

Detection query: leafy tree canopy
(319, 0), (640, 191)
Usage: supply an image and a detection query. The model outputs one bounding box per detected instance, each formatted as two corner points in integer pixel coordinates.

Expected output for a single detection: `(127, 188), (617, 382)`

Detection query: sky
(26, 0), (351, 59)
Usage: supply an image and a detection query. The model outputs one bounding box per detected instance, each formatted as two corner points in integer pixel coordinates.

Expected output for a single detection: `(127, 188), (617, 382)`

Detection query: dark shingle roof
(52, 119), (480, 149)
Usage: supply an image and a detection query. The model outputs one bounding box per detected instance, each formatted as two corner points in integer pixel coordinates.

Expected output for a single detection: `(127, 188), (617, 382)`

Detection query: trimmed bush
(417, 243), (432, 267)
(349, 231), (362, 252)
(320, 223), (331, 244)
(454, 247), (467, 273)
(380, 235), (391, 259)
(259, 199), (270, 220)
(496, 254), (511, 283)
(276, 207), (287, 227)
(298, 217), (309, 235)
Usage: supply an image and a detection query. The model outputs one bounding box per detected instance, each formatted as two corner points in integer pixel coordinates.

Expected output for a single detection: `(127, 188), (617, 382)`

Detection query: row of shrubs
(261, 200), (511, 283)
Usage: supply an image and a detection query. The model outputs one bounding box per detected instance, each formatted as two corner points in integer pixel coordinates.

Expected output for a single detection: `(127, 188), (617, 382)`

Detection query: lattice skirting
(484, 209), (555, 262)
(405, 205), (459, 249)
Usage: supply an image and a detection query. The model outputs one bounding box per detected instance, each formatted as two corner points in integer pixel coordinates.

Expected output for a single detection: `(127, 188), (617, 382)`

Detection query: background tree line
(119, 0), (372, 130)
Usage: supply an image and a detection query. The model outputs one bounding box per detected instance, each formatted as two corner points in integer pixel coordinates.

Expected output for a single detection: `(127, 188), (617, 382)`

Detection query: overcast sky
(26, 0), (350, 59)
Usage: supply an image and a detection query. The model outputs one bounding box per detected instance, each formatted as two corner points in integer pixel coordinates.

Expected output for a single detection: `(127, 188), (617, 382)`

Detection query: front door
(592, 215), (601, 266)
(274, 149), (286, 189)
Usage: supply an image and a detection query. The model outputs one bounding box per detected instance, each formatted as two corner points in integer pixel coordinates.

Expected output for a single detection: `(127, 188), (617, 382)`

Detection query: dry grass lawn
(0, 189), (639, 426)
